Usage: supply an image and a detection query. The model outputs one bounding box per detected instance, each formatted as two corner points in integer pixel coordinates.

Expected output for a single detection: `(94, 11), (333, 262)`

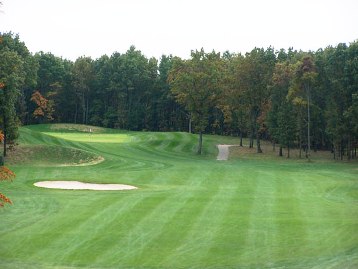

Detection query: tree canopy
(0, 32), (357, 160)
(169, 49), (224, 154)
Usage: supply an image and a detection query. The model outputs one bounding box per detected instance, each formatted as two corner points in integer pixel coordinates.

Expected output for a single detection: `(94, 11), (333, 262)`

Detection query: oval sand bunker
(34, 181), (137, 191)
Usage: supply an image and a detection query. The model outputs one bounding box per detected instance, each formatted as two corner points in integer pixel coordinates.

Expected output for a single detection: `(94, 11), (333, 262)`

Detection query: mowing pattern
(0, 124), (357, 269)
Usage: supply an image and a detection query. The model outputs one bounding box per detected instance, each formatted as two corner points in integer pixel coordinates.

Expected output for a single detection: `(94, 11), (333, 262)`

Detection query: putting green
(43, 132), (131, 143)
(0, 124), (357, 269)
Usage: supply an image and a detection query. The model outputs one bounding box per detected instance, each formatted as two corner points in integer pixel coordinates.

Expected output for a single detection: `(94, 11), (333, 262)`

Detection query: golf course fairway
(0, 124), (357, 268)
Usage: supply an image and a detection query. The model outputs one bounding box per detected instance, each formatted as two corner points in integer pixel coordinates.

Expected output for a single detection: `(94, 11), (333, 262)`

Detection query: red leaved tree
(30, 90), (54, 122)
(0, 166), (15, 207)
(0, 130), (14, 207)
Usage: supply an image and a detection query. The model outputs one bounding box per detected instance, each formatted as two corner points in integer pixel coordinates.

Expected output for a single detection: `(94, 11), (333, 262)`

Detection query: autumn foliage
(0, 166), (15, 207)
(0, 131), (4, 143)
(0, 166), (15, 180)
(30, 90), (54, 121)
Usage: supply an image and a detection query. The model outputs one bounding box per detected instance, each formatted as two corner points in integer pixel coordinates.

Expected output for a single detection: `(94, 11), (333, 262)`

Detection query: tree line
(1, 32), (357, 159)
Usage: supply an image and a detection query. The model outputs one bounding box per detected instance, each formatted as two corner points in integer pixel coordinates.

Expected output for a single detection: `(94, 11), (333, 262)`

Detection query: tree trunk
(188, 115), (192, 133)
(82, 92), (86, 124)
(272, 141), (276, 152)
(256, 125), (262, 153)
(197, 131), (203, 155)
(347, 137), (351, 160)
(240, 132), (243, 147)
(74, 103), (78, 124)
(333, 143), (336, 160)
(256, 131), (262, 153)
(279, 146), (283, 157)
(299, 131), (302, 158)
(249, 124), (254, 148)
(85, 97), (89, 125)
(287, 143), (290, 158)
(307, 89), (311, 161)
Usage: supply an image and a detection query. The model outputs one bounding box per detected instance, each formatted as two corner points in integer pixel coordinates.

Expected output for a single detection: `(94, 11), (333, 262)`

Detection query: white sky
(1, 0), (357, 61)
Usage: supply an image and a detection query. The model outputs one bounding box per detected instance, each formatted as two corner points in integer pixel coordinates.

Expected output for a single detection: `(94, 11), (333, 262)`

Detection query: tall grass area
(0, 124), (357, 269)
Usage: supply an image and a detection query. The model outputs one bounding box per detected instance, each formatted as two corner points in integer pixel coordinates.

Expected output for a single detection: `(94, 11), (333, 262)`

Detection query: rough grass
(6, 145), (103, 167)
(0, 124), (357, 269)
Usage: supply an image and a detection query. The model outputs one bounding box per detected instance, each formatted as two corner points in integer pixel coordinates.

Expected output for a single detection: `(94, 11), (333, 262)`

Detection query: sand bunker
(34, 181), (137, 191)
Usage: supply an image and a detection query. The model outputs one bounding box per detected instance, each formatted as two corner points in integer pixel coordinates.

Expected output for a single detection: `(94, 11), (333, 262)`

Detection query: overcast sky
(1, 0), (357, 60)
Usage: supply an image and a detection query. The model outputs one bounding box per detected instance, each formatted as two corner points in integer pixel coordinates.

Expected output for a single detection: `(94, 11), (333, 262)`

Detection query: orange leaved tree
(0, 131), (14, 207)
(30, 90), (54, 122)
(0, 166), (15, 207)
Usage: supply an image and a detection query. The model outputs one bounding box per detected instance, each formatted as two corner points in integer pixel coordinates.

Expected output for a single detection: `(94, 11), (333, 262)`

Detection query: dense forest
(0, 32), (357, 159)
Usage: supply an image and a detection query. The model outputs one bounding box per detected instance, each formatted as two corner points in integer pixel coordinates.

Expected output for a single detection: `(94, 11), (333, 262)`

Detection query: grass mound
(7, 145), (103, 167)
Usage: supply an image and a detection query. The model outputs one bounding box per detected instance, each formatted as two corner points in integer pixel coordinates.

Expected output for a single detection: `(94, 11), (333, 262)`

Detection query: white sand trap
(34, 181), (137, 191)
(217, 144), (238, 161)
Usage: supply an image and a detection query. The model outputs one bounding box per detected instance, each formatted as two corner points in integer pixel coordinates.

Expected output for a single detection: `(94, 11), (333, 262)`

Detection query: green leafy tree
(32, 52), (67, 122)
(0, 48), (25, 157)
(169, 49), (224, 154)
(221, 52), (248, 145)
(72, 56), (95, 124)
(158, 55), (187, 131)
(0, 33), (37, 156)
(289, 56), (317, 160)
(268, 61), (298, 157)
(119, 46), (158, 130)
(240, 47), (276, 153)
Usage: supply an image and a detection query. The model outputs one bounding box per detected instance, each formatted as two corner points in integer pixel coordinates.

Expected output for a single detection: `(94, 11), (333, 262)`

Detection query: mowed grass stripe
(126, 167), (229, 267)
(272, 173), (308, 267)
(155, 170), (239, 268)
(195, 167), (259, 268)
(236, 169), (279, 268)
(136, 190), (219, 267)
(36, 192), (155, 265)
(93, 168), (213, 266)
(290, 173), (358, 267)
(0, 193), (126, 260)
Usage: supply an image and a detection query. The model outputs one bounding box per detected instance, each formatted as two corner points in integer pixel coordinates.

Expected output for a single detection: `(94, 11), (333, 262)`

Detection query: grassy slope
(0, 124), (357, 269)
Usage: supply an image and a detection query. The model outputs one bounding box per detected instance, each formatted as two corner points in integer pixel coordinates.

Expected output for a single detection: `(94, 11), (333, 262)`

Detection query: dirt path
(217, 145), (237, 161)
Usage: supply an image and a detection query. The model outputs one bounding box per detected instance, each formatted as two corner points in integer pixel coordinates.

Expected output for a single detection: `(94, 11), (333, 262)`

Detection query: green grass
(0, 124), (357, 269)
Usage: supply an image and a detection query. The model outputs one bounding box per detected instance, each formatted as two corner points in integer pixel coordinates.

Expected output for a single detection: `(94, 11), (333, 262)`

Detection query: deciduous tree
(268, 61), (297, 157)
(240, 48), (276, 153)
(72, 56), (95, 125)
(289, 56), (317, 160)
(0, 165), (15, 207)
(30, 90), (54, 122)
(0, 48), (25, 157)
(169, 49), (224, 154)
